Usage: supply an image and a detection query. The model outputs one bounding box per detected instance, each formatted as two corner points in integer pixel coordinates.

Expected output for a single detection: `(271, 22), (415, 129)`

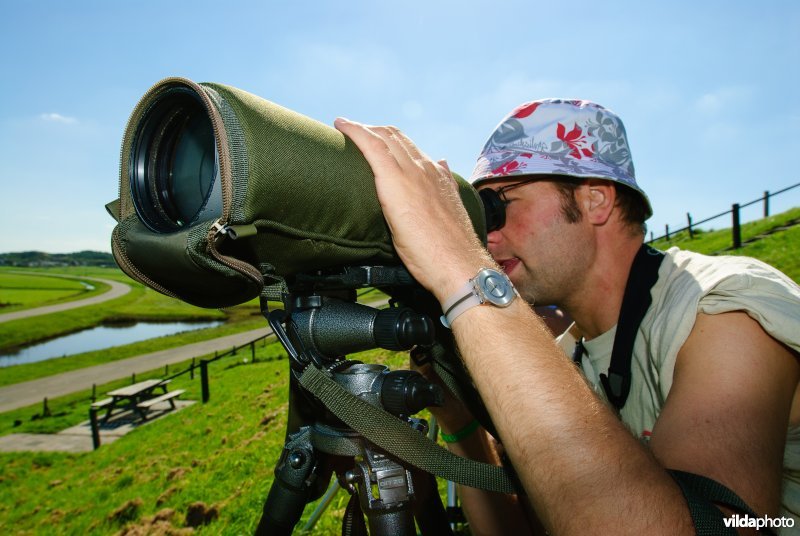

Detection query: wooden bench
(136, 389), (186, 419)
(91, 398), (114, 409)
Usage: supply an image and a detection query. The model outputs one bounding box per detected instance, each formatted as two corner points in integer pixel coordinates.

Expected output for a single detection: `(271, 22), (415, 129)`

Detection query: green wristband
(440, 419), (481, 443)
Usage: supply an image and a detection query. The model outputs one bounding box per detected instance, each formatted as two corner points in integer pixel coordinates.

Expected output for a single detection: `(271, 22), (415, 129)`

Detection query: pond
(0, 320), (224, 367)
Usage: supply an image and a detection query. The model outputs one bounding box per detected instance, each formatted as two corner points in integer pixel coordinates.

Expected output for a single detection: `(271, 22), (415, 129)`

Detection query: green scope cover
(109, 77), (487, 308)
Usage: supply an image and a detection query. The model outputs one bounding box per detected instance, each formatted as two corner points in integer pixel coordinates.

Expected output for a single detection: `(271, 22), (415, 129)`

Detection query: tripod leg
(411, 468), (455, 536)
(256, 427), (324, 536)
(301, 480), (341, 532)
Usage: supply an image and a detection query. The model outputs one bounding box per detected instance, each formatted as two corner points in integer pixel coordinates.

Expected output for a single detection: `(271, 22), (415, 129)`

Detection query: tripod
(254, 269), (455, 535)
(256, 363), (454, 535)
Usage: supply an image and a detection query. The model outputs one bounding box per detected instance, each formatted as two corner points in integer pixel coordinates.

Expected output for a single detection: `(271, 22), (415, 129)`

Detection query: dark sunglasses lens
(479, 188), (506, 232)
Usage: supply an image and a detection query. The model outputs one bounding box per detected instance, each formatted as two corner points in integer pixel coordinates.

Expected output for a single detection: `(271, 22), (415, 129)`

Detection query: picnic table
(91, 379), (185, 421)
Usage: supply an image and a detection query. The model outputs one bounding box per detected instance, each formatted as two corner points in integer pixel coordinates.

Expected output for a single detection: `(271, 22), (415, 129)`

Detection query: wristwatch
(440, 268), (517, 328)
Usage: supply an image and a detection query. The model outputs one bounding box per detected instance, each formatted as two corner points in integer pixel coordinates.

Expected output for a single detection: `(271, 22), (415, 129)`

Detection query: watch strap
(442, 292), (482, 328)
(440, 268), (517, 329)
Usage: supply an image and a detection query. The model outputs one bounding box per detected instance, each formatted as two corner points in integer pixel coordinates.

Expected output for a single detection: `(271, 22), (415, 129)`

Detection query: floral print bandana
(469, 99), (652, 219)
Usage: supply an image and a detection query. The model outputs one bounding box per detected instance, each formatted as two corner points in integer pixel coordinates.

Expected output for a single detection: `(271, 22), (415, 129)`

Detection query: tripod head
(258, 266), (456, 535)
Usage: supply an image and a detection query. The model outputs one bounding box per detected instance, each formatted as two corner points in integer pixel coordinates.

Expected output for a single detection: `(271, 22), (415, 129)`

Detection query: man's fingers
(334, 117), (404, 178)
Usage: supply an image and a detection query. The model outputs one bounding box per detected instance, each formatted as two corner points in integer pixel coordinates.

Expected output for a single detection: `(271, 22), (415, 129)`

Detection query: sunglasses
(478, 177), (542, 232)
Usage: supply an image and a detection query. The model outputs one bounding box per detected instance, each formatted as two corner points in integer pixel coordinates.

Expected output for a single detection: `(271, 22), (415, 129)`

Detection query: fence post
(42, 397), (51, 417)
(665, 224), (670, 241)
(90, 407), (101, 450)
(764, 190), (770, 218)
(165, 364), (169, 376)
(201, 360), (210, 403)
(686, 213), (694, 239)
(251, 342), (255, 362)
(190, 357), (195, 380)
(131, 373), (136, 384)
(732, 203), (742, 249)
(649, 231), (654, 243)
(91, 384), (97, 402)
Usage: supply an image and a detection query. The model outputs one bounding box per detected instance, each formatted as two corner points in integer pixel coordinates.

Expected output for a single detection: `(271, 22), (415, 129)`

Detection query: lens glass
(130, 87), (221, 233)
(166, 112), (216, 226)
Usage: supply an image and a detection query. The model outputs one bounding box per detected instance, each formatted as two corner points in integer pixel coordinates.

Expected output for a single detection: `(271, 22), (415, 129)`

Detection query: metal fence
(647, 182), (800, 249)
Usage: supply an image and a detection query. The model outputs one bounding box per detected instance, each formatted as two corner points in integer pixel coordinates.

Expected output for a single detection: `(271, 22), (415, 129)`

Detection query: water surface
(0, 320), (223, 367)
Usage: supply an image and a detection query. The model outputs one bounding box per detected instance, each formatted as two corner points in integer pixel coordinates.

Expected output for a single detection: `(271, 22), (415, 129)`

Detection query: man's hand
(334, 118), (493, 302)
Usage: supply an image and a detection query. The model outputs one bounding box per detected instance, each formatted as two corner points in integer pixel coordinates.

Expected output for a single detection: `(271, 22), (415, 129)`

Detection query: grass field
(0, 343), (411, 535)
(0, 271), (111, 313)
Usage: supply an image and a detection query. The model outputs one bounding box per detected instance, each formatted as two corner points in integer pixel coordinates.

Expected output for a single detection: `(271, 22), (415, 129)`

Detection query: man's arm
(650, 311), (799, 518)
(413, 360), (538, 534)
(332, 119), (796, 533)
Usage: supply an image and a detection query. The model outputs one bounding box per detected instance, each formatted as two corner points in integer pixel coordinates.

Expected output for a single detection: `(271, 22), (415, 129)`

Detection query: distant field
(0, 271), (110, 313)
(0, 266), (229, 352)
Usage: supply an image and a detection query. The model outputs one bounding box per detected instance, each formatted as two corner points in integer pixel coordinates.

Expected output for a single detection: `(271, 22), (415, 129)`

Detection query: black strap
(595, 244), (664, 410)
(342, 491), (368, 536)
(669, 470), (777, 535)
(571, 337), (585, 365)
(299, 364), (517, 494)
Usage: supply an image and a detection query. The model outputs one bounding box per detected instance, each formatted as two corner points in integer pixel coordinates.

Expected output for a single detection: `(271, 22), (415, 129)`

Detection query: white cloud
(402, 100), (424, 121)
(39, 112), (77, 124)
(694, 86), (752, 115)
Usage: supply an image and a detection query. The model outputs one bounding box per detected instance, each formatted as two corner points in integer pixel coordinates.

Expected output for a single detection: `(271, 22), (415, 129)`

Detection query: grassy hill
(650, 206), (800, 283)
(0, 208), (797, 534)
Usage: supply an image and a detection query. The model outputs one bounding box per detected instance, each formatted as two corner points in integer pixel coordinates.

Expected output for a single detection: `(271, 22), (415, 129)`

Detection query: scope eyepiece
(130, 86), (222, 233)
(479, 188), (506, 233)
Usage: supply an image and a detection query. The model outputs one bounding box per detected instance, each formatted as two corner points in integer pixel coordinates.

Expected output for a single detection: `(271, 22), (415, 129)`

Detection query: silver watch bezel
(474, 268), (515, 307)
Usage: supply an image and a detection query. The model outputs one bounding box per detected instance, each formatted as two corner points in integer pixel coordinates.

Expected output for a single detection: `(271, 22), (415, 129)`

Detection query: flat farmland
(0, 271), (109, 313)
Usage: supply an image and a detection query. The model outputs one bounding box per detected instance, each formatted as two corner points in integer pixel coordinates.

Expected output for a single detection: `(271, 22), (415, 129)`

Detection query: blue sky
(0, 1), (798, 253)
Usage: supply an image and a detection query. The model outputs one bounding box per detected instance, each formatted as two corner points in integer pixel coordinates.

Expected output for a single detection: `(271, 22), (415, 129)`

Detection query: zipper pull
(211, 220), (258, 241)
(211, 219), (230, 241)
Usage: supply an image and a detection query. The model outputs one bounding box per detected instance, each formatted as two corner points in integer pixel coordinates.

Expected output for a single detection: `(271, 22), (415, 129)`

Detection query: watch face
(476, 269), (516, 307)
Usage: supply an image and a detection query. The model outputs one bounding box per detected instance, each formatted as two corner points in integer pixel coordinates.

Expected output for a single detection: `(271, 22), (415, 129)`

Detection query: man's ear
(583, 179), (616, 225)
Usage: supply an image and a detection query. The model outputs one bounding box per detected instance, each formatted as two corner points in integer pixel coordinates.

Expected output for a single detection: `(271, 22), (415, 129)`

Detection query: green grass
(650, 206), (800, 283)
(0, 342), (413, 535)
(0, 271), (111, 313)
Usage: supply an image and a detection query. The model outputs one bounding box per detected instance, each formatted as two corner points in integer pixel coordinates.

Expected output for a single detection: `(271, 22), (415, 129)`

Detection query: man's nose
(486, 229), (503, 256)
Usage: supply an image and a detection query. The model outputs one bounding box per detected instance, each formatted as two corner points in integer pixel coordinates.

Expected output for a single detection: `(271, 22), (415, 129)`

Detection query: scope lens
(130, 87), (222, 233)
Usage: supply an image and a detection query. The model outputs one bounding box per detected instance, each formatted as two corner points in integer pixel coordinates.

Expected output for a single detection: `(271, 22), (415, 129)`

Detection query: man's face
(478, 178), (593, 306)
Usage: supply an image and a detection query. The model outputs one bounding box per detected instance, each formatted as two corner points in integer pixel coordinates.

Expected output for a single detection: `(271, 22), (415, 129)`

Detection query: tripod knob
(288, 451), (306, 469)
(380, 370), (444, 416)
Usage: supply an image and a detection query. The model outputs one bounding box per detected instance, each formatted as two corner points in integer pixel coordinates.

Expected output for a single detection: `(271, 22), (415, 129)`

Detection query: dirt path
(0, 327), (272, 413)
(0, 274), (131, 324)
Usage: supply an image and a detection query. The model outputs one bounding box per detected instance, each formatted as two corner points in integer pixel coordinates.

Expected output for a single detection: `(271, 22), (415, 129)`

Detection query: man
(333, 98), (800, 534)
